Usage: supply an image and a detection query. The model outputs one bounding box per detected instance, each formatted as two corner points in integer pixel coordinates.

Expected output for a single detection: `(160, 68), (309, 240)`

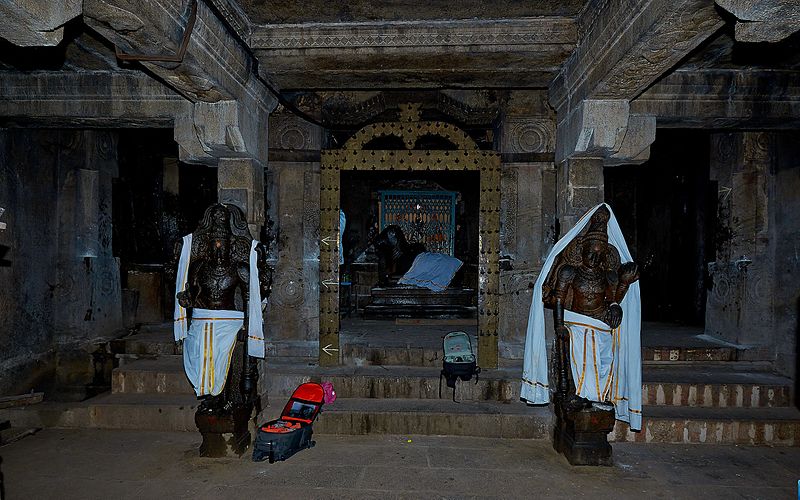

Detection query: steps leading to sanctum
(2, 324), (795, 445)
(314, 398), (550, 438)
(609, 406), (800, 446)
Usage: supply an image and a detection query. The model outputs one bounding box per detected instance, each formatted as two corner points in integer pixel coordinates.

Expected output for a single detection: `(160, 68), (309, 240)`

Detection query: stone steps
(111, 357), (793, 409)
(4, 394), (799, 445)
(609, 406), (800, 446)
(0, 394), (198, 432)
(314, 398), (550, 439)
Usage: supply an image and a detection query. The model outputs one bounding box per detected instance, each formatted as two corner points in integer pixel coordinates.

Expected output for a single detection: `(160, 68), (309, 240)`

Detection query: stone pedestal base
(553, 403), (616, 466)
(195, 407), (251, 458)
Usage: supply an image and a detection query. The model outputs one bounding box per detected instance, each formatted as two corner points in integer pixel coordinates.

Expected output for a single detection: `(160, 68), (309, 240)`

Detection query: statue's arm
(552, 265), (576, 329)
(176, 261), (197, 308)
(603, 270), (623, 328)
(255, 243), (273, 300)
(614, 261), (640, 303)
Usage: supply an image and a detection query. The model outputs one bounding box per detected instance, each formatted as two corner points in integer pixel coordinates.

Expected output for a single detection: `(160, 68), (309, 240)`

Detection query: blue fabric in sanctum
(398, 252), (463, 292)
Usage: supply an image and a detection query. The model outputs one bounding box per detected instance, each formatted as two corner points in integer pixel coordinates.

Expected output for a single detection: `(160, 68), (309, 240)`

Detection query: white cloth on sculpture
(521, 203), (642, 431)
(339, 210), (346, 266)
(183, 308), (243, 397)
(563, 310), (615, 404)
(173, 233), (192, 342)
(247, 239), (265, 358)
(172, 233), (266, 358)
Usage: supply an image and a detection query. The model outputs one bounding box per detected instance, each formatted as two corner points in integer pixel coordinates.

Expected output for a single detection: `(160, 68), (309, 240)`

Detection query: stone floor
(1, 429), (798, 499)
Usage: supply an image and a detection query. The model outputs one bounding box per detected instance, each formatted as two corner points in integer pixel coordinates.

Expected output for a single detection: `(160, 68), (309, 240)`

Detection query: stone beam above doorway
(716, 0), (800, 43)
(550, 0), (723, 165)
(0, 0), (81, 47)
(0, 71), (188, 128)
(632, 68), (800, 129)
(250, 18), (576, 89)
(83, 0), (276, 165)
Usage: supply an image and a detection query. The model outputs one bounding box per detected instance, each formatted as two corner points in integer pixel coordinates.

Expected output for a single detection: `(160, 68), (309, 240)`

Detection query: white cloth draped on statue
(172, 233), (266, 359)
(521, 203), (642, 431)
(183, 308), (243, 397)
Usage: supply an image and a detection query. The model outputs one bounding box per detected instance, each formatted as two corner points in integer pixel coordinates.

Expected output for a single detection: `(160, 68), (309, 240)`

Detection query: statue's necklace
(577, 267), (605, 287)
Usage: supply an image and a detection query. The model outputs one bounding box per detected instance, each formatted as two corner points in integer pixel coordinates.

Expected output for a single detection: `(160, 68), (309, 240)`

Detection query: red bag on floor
(252, 382), (325, 463)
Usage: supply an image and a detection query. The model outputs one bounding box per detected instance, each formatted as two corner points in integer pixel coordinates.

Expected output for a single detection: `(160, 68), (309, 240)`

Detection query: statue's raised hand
(618, 262), (639, 284)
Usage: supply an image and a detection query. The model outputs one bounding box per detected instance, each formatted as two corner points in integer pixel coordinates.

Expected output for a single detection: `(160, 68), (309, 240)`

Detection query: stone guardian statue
(173, 203), (272, 457)
(521, 203), (641, 465)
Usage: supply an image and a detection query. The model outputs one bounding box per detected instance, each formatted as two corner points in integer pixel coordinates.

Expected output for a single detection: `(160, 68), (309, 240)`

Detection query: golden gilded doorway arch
(319, 104), (501, 368)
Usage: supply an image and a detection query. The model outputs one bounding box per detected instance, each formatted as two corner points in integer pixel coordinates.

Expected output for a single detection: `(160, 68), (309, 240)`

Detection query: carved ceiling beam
(83, 0), (276, 166)
(551, 0), (724, 164)
(250, 17), (576, 89)
(632, 68), (800, 128)
(0, 0), (81, 46)
(0, 70), (188, 127)
(716, 0), (800, 43)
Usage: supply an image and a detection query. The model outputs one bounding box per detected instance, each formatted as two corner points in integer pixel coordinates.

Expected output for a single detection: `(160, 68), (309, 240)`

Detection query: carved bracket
(716, 0), (800, 43)
(556, 100), (656, 166)
(0, 0), (81, 46)
(175, 83), (276, 166)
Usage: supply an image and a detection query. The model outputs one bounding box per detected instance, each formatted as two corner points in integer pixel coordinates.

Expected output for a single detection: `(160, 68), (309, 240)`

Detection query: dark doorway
(112, 129), (217, 323)
(605, 129), (715, 326)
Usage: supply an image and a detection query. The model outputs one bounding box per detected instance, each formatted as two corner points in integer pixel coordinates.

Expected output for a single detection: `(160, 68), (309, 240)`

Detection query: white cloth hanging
(521, 203), (642, 431)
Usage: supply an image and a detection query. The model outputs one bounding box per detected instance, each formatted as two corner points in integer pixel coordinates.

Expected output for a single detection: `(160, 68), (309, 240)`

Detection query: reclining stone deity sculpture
(172, 203), (272, 455)
(370, 224), (426, 286)
(542, 206), (639, 412)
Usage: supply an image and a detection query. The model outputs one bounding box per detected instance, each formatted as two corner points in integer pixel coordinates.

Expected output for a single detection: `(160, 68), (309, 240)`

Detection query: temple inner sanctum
(0, 0), (799, 491)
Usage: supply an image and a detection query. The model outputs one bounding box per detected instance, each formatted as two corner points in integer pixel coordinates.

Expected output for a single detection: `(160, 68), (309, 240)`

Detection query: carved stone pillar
(264, 113), (323, 363)
(217, 157), (265, 237)
(496, 106), (557, 362)
(706, 132), (775, 347)
(556, 157), (605, 233)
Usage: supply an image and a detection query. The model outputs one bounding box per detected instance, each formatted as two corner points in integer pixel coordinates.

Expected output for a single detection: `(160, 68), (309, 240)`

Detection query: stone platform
(1, 321), (798, 446)
(362, 287), (478, 319)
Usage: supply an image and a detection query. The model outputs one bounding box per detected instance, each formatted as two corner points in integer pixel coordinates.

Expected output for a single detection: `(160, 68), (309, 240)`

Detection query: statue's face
(582, 239), (605, 269)
(210, 206), (230, 230)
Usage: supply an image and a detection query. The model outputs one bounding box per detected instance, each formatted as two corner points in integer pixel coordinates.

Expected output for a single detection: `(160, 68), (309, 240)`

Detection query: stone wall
(706, 131), (800, 377)
(264, 161), (320, 357)
(498, 162), (556, 362)
(496, 92), (558, 363)
(771, 132), (800, 378)
(0, 129), (122, 396)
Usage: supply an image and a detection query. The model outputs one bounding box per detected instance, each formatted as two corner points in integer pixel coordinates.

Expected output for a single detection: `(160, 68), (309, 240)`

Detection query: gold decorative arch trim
(343, 120), (480, 151)
(319, 105), (500, 368)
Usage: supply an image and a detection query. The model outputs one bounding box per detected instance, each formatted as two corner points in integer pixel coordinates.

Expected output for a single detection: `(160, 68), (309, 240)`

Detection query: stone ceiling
(221, 0), (585, 90)
(238, 0), (585, 24)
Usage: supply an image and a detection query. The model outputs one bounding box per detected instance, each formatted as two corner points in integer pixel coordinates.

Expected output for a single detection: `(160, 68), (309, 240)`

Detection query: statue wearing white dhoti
(521, 203), (642, 431)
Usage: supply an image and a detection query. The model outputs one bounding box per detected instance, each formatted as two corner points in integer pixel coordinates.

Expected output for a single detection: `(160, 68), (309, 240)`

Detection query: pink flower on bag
(321, 381), (336, 404)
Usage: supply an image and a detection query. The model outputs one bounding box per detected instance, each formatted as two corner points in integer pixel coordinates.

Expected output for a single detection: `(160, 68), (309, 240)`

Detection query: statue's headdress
(583, 205), (610, 244)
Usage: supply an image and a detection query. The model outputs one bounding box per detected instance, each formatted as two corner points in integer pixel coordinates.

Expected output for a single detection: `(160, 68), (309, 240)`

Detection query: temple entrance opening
(338, 169), (480, 362)
(112, 129), (217, 328)
(605, 129), (715, 343)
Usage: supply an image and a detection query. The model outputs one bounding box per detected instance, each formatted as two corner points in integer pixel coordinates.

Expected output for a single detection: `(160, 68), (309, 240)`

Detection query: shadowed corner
(0, 454), (5, 500)
(795, 296), (799, 411)
(0, 244), (9, 267)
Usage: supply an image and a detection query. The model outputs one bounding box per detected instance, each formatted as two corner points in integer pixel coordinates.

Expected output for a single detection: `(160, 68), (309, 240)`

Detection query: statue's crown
(584, 206), (610, 243)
